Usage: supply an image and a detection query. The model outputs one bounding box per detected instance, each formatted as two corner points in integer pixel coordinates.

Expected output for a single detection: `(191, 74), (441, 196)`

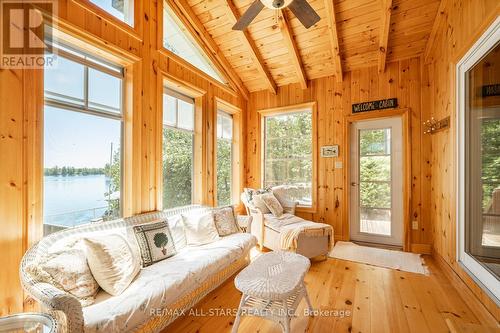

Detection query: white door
(350, 117), (404, 246)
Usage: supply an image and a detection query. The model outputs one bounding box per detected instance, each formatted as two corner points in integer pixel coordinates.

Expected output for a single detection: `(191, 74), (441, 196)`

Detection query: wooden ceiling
(177, 0), (441, 93)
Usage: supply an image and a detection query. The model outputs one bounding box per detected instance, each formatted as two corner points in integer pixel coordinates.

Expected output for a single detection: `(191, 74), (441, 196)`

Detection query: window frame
(161, 87), (197, 209)
(258, 102), (318, 213)
(456, 17), (500, 301)
(215, 98), (242, 208)
(43, 43), (126, 227)
(216, 110), (234, 206)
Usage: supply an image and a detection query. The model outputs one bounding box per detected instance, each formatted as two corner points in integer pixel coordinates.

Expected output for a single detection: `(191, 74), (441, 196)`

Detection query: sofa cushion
(181, 211), (220, 245)
(213, 206), (240, 236)
(82, 233), (257, 333)
(167, 215), (187, 250)
(83, 234), (141, 296)
(133, 220), (176, 267)
(261, 192), (284, 217)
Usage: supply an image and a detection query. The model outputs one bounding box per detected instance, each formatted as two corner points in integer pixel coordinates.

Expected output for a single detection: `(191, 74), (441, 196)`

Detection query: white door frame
(349, 117), (404, 246)
(344, 109), (411, 251)
(456, 17), (500, 302)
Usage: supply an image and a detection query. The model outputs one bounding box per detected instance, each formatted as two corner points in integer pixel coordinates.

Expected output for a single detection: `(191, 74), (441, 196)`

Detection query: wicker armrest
(24, 281), (84, 333)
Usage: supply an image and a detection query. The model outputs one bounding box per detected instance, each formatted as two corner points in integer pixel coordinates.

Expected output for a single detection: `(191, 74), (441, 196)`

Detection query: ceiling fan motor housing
(260, 0), (293, 9)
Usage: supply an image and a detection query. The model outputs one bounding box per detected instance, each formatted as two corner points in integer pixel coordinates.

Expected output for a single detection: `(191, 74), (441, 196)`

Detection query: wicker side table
(232, 251), (313, 333)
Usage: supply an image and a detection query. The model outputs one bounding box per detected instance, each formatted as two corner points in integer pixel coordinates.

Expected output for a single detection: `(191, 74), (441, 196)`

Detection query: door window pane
(263, 111), (313, 206)
(217, 112), (233, 206)
(162, 91), (195, 209)
(359, 128), (392, 236)
(465, 42), (500, 278)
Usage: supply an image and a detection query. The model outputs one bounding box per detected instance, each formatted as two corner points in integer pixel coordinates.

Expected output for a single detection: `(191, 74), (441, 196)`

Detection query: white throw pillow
(251, 194), (272, 213)
(82, 234), (140, 296)
(181, 211), (220, 246)
(168, 215), (188, 250)
(261, 192), (284, 217)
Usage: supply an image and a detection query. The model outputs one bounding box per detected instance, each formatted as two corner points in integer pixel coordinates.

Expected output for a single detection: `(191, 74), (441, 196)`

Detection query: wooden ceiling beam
(424, 0), (447, 64)
(168, 0), (249, 99)
(279, 10), (308, 89)
(225, 1), (277, 94)
(324, 0), (343, 82)
(378, 0), (393, 74)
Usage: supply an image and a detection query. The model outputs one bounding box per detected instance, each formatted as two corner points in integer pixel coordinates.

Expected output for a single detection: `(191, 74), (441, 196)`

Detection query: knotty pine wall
(423, 0), (500, 320)
(0, 0), (245, 315)
(245, 57), (432, 253)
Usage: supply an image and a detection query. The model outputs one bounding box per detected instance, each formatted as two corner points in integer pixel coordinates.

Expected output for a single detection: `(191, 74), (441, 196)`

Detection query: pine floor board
(164, 254), (498, 333)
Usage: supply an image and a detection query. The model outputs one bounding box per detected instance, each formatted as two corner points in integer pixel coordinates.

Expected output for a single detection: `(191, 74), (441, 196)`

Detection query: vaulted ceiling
(177, 0), (441, 93)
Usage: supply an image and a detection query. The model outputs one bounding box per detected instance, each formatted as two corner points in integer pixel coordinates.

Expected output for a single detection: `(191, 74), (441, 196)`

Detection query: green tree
(481, 119), (500, 210)
(104, 149), (121, 220)
(217, 138), (232, 206)
(162, 128), (194, 209)
(153, 232), (169, 255)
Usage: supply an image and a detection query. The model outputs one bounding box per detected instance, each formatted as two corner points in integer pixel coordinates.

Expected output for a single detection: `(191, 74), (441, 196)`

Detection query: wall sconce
(423, 116), (450, 134)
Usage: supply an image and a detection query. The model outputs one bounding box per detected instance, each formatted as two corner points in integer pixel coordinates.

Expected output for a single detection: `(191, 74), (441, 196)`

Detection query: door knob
(351, 182), (358, 186)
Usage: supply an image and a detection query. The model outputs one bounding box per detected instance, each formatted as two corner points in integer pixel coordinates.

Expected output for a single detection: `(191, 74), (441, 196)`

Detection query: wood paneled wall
(423, 0), (500, 320)
(0, 0), (245, 315)
(245, 57), (432, 252)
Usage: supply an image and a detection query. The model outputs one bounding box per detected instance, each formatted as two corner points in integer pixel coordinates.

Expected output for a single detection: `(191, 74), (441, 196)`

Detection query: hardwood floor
(165, 254), (499, 333)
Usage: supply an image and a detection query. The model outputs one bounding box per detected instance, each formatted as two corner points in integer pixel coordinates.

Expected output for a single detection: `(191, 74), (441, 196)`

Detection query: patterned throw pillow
(26, 246), (100, 306)
(213, 206), (240, 236)
(133, 220), (177, 268)
(261, 192), (284, 217)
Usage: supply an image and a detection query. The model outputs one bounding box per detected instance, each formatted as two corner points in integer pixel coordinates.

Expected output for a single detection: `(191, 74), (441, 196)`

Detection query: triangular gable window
(163, 4), (226, 84)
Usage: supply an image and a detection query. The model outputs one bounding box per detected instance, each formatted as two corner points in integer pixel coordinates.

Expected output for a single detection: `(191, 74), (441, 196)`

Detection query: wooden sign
(352, 98), (398, 113)
(482, 84), (500, 97)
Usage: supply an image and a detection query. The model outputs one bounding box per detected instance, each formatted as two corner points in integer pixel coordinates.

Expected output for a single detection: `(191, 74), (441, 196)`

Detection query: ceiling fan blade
(288, 0), (321, 29)
(232, 0), (265, 30)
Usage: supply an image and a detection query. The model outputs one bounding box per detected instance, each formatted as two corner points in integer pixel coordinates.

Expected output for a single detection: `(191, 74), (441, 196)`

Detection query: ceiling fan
(232, 0), (321, 31)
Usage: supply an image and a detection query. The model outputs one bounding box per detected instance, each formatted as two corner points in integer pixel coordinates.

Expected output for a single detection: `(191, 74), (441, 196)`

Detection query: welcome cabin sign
(352, 98), (398, 113)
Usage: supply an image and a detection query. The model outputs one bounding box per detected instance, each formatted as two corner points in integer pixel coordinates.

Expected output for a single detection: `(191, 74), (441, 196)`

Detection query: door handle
(351, 182), (358, 186)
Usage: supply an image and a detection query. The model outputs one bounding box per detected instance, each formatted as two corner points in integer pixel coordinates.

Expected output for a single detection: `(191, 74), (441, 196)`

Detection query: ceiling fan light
(260, 0), (293, 9)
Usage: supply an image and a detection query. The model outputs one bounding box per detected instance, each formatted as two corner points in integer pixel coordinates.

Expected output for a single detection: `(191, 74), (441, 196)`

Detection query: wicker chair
(20, 205), (255, 333)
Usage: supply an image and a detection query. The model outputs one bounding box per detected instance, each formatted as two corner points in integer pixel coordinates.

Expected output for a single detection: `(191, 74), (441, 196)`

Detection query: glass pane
(360, 207), (391, 236)
(360, 156), (391, 181)
(163, 6), (225, 83)
(89, 0), (134, 26)
(163, 94), (177, 126)
(44, 56), (85, 105)
(360, 182), (391, 209)
(177, 99), (194, 130)
(162, 127), (193, 209)
(217, 114), (223, 139)
(88, 68), (121, 112)
(464, 42), (500, 279)
(222, 115), (232, 139)
(43, 106), (122, 235)
(217, 138), (232, 206)
(360, 128), (391, 155)
(264, 111), (313, 206)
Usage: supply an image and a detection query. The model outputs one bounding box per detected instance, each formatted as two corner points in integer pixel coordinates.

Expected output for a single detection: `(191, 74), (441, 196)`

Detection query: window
(217, 111), (233, 206)
(457, 19), (499, 300)
(263, 109), (313, 206)
(43, 45), (124, 235)
(163, 3), (225, 84)
(90, 0), (134, 26)
(162, 89), (195, 209)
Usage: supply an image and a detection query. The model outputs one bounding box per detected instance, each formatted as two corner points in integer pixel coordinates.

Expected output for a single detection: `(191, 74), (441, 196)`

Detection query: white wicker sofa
(242, 187), (332, 259)
(20, 205), (256, 333)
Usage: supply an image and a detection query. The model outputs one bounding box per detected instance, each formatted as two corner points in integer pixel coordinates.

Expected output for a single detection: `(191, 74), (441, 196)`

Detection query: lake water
(44, 175), (111, 227)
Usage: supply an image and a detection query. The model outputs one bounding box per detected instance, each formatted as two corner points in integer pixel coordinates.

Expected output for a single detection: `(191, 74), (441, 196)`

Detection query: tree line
(44, 166), (110, 176)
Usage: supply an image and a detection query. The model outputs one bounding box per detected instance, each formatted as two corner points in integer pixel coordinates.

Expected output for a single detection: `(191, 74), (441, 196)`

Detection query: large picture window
(457, 19), (500, 300)
(263, 109), (313, 206)
(162, 89), (195, 209)
(44, 45), (124, 235)
(216, 111), (233, 206)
